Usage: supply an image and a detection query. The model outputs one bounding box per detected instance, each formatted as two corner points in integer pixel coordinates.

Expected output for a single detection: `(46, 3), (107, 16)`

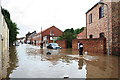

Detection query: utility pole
(41, 27), (42, 46)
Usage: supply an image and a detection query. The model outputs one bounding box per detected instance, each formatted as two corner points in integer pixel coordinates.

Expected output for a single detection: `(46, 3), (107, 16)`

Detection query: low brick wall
(56, 40), (67, 49)
(72, 38), (106, 54)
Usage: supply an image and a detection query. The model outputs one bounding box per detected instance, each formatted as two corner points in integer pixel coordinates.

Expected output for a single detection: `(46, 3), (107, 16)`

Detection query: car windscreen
(51, 43), (58, 46)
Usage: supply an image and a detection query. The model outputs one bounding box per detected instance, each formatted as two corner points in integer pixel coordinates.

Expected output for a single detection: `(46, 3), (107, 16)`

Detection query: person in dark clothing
(78, 41), (83, 55)
(40, 42), (43, 49)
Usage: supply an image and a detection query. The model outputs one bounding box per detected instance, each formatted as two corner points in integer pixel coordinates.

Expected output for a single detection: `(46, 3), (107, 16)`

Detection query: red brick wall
(72, 38), (106, 54)
(111, 2), (120, 56)
(56, 40), (67, 49)
(49, 40), (53, 43)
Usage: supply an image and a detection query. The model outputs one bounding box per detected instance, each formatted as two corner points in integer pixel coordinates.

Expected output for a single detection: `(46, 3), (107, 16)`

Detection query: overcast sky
(1, 0), (100, 38)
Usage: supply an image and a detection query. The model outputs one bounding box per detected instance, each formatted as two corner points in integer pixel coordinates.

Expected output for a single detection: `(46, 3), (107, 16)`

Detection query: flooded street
(6, 44), (119, 78)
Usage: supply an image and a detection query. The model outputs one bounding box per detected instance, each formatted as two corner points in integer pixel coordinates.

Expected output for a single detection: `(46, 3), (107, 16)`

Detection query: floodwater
(4, 44), (120, 78)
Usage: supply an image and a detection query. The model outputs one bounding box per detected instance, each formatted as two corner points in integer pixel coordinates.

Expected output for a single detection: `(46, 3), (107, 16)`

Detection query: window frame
(89, 13), (93, 24)
(99, 6), (104, 19)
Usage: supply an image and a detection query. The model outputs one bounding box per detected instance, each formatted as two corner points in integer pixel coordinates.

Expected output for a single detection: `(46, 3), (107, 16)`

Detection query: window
(50, 37), (53, 40)
(43, 36), (47, 40)
(89, 14), (92, 24)
(89, 35), (93, 38)
(99, 6), (104, 19)
(99, 33), (105, 38)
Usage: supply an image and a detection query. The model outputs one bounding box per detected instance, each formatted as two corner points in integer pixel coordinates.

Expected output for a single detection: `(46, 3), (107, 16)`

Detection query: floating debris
(64, 75), (69, 79)
(46, 52), (52, 55)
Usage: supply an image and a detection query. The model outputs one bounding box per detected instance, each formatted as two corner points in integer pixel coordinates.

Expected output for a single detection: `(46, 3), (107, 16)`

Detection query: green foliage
(1, 7), (10, 20)
(2, 8), (19, 45)
(64, 28), (74, 34)
(74, 27), (84, 34)
(58, 27), (85, 48)
(58, 32), (76, 48)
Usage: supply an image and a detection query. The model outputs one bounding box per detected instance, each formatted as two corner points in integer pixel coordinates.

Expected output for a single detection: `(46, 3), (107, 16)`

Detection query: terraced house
(0, 1), (9, 79)
(32, 26), (63, 46)
(86, 0), (120, 55)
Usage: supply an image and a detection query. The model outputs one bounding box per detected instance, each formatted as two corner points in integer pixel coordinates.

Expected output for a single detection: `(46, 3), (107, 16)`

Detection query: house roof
(77, 27), (86, 37)
(77, 32), (83, 36)
(86, 3), (99, 14)
(35, 26), (63, 36)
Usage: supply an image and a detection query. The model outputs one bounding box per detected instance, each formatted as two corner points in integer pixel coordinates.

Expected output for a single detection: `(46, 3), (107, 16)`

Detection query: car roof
(49, 43), (57, 44)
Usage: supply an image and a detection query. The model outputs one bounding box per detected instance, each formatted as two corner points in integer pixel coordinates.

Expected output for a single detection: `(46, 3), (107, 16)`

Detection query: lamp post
(98, 2), (110, 56)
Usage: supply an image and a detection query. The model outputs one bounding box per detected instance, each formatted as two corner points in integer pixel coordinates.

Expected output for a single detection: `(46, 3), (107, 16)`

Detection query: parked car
(47, 43), (62, 49)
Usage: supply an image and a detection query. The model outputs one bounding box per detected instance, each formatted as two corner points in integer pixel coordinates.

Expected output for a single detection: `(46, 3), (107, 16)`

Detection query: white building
(0, 0), (9, 79)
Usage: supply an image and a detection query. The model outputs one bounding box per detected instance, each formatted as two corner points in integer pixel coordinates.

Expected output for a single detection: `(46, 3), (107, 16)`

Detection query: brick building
(86, 0), (120, 55)
(24, 31), (36, 44)
(27, 31), (36, 44)
(32, 26), (63, 46)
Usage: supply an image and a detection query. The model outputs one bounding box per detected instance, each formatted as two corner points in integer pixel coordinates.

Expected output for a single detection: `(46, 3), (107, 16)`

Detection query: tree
(58, 27), (85, 48)
(58, 28), (76, 48)
(1, 7), (10, 20)
(2, 8), (19, 46)
(64, 28), (74, 34)
(74, 27), (84, 34)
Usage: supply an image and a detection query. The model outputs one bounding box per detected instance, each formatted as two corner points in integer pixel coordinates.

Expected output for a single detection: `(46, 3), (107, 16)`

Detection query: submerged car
(47, 43), (62, 49)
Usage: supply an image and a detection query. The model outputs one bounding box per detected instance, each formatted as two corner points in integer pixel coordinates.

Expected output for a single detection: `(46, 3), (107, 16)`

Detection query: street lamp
(98, 1), (110, 56)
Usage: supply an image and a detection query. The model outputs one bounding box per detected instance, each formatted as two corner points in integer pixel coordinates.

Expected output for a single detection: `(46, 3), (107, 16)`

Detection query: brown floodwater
(3, 44), (120, 78)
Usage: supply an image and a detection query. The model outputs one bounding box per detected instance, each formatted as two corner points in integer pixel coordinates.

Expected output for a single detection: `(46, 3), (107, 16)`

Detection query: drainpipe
(98, 2), (110, 56)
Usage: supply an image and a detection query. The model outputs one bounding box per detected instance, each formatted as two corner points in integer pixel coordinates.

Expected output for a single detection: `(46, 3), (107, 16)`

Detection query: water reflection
(7, 46), (18, 78)
(4, 44), (119, 79)
(78, 58), (83, 70)
(0, 49), (9, 79)
(0, 46), (18, 80)
(85, 55), (119, 78)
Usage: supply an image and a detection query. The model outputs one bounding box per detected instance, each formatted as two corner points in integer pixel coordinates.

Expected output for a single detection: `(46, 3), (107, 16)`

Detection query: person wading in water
(78, 41), (83, 56)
